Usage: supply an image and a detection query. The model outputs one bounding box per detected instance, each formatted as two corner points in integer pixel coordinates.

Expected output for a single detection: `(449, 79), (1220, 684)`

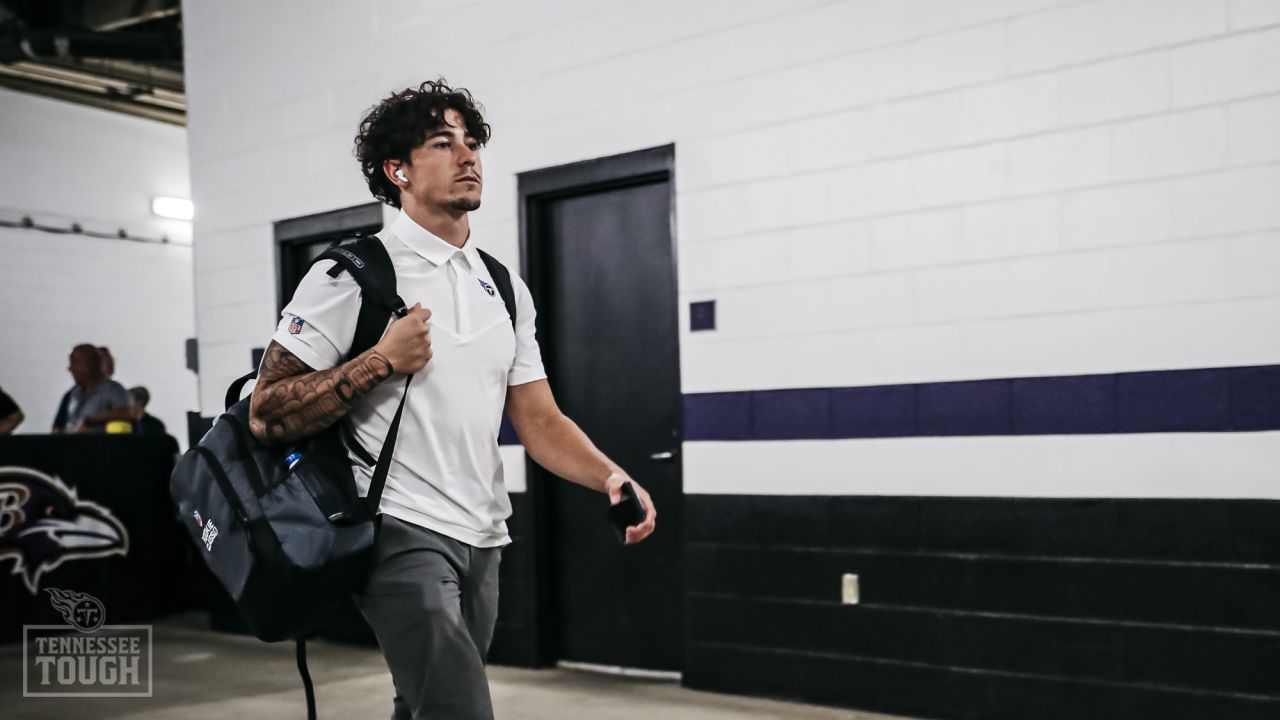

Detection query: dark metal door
(523, 147), (683, 671)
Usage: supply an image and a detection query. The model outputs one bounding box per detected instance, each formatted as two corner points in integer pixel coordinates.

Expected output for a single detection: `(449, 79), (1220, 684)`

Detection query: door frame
(516, 144), (681, 666)
(272, 201), (384, 314)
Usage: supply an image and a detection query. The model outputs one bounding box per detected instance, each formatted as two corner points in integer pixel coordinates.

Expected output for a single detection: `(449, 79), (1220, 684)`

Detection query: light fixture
(152, 196), (194, 221)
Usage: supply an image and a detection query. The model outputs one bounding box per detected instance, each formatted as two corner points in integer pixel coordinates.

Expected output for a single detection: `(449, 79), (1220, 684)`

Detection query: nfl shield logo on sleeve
(288, 315), (305, 334)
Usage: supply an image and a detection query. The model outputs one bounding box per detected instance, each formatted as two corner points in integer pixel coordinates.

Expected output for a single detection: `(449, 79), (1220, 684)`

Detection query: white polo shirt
(271, 211), (546, 548)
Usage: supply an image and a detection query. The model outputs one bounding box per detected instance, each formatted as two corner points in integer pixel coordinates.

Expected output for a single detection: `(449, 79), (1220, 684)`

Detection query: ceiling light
(152, 196), (193, 221)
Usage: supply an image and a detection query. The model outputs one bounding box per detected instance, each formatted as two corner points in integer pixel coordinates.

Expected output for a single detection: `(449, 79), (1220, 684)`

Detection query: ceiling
(0, 0), (185, 125)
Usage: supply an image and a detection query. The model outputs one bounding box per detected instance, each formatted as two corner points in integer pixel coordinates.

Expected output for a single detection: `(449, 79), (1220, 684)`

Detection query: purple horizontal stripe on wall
(682, 364), (1280, 442)
(917, 379), (1012, 436)
(754, 388), (832, 440)
(500, 365), (1280, 444)
(1231, 365), (1280, 431)
(683, 391), (753, 440)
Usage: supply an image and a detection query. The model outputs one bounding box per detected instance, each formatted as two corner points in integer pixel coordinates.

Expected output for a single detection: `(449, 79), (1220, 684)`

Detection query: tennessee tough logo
(0, 467), (129, 594)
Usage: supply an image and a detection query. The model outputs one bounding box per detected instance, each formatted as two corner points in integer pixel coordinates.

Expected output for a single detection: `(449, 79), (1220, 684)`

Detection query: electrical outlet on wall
(842, 573), (859, 605)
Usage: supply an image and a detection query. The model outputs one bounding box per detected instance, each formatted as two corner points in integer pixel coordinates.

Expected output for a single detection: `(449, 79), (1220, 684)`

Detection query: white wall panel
(1007, 2), (1115, 74)
(182, 1), (1280, 497)
(0, 91), (195, 444)
(1229, 0), (1280, 29)
(684, 433), (1280, 498)
(1227, 93), (1280, 165)
(1110, 107), (1228, 181)
(1057, 52), (1169, 126)
(1171, 26), (1280, 106)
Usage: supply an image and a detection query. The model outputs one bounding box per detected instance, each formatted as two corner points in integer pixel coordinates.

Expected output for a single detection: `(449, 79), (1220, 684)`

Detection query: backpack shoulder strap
(477, 248), (517, 330)
(223, 236), (403, 411)
(314, 235), (405, 358)
(313, 235), (411, 511)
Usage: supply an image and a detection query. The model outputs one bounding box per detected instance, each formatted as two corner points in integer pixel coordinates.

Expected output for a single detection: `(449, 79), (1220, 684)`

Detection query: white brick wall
(1057, 52), (1168, 126)
(959, 74), (1060, 143)
(1008, 2), (1115, 74)
(0, 89), (196, 442)
(909, 23), (1006, 93)
(1171, 25), (1280, 106)
(1230, 0), (1280, 29)
(1228, 93), (1280, 164)
(1171, 165), (1280, 237)
(1006, 126), (1111, 195)
(183, 1), (1280, 497)
(961, 196), (1061, 260)
(1110, 106), (1227, 181)
(184, 0), (1280, 395)
(1060, 181), (1172, 248)
(1009, 251), (1112, 315)
(872, 210), (962, 270)
(685, 432), (1280, 498)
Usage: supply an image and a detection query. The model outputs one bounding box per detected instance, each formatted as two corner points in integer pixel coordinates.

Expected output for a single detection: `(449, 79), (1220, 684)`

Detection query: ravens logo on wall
(0, 466), (130, 594)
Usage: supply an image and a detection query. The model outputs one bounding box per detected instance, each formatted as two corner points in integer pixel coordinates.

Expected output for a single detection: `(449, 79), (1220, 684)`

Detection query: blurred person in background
(52, 344), (132, 433)
(98, 346), (117, 379)
(130, 384), (179, 454)
(0, 387), (23, 434)
(128, 385), (166, 435)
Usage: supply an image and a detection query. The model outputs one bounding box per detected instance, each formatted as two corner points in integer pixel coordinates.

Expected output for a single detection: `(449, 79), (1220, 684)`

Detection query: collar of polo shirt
(387, 210), (482, 271)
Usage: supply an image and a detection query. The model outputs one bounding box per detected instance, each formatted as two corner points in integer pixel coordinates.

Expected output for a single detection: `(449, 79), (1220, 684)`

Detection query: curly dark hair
(354, 79), (491, 209)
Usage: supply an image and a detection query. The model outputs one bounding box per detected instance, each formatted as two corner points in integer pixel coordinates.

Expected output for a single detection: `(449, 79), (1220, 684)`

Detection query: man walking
(248, 79), (656, 719)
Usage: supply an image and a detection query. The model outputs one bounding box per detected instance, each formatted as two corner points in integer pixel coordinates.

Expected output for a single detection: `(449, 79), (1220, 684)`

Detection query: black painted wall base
(684, 495), (1280, 720)
(489, 490), (545, 667)
(488, 491), (1280, 718)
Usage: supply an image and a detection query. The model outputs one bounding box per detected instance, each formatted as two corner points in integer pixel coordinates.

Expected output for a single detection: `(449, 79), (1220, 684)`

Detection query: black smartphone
(608, 481), (645, 544)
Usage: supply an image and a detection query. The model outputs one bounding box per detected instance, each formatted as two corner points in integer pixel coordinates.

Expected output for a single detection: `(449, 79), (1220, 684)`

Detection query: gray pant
(354, 515), (502, 720)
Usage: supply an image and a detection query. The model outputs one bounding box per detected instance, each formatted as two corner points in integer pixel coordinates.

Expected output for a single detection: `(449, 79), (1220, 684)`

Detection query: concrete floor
(2, 613), (912, 719)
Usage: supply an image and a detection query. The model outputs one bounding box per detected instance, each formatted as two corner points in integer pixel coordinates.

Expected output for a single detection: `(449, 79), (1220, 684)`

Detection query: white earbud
(395, 169), (408, 183)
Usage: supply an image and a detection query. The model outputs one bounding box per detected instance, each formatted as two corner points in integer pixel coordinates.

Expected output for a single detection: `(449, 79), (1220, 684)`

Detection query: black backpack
(169, 234), (518, 718)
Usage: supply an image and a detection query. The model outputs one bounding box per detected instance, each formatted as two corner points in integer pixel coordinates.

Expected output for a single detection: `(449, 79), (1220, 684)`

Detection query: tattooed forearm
(248, 341), (394, 445)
